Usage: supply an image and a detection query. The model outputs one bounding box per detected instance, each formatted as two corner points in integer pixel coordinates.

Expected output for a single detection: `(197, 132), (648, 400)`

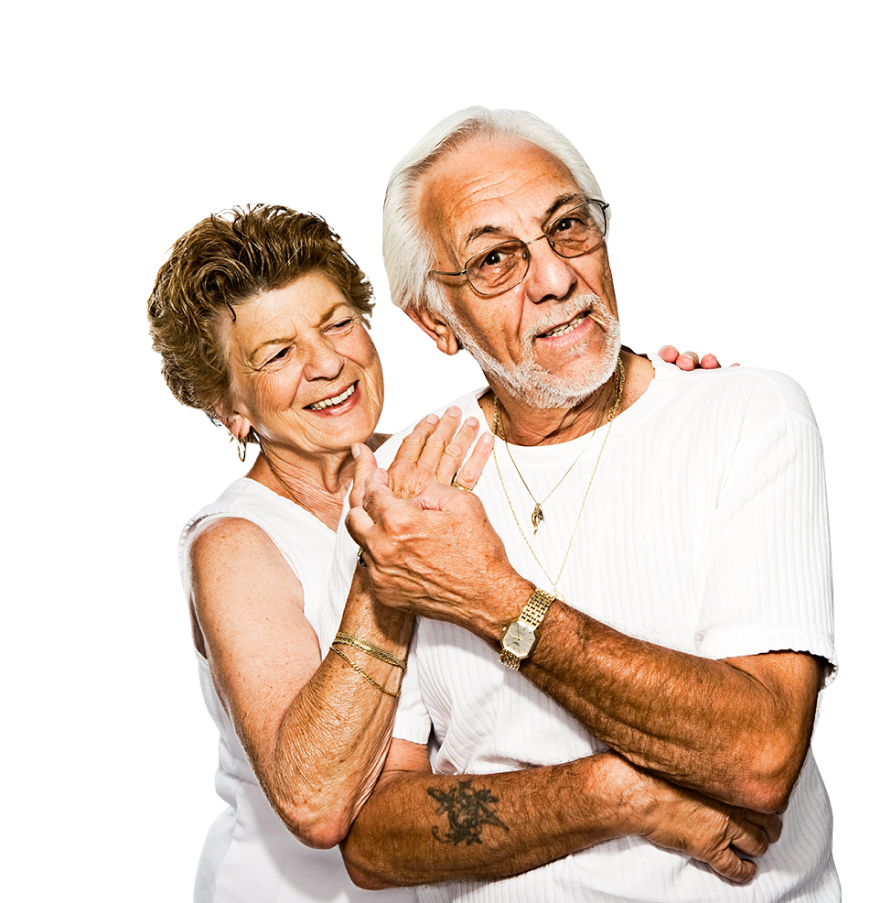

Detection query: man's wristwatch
(499, 588), (557, 670)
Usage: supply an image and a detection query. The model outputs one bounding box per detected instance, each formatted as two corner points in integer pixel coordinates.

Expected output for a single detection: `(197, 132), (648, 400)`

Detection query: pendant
(531, 504), (544, 534)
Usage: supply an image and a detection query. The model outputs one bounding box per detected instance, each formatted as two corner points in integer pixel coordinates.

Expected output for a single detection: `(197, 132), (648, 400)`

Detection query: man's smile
(537, 311), (591, 339)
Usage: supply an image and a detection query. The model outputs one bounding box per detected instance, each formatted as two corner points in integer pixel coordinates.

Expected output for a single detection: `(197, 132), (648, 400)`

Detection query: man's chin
(449, 309), (621, 409)
(515, 371), (613, 409)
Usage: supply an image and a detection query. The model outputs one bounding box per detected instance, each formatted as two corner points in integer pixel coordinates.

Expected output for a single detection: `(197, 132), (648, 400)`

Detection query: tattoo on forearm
(427, 780), (509, 845)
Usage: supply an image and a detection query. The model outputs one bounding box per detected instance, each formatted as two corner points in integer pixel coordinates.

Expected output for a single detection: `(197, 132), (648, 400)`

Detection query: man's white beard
(445, 294), (622, 409)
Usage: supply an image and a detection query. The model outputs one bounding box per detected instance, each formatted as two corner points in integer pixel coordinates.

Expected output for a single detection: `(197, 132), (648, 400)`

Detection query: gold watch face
(502, 620), (537, 658)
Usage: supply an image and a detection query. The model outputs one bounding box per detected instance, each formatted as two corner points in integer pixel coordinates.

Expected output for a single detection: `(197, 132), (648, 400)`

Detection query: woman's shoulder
(180, 479), (291, 572)
(187, 513), (291, 576)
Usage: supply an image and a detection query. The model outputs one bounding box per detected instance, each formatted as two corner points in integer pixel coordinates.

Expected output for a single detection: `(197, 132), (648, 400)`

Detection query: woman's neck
(247, 446), (354, 531)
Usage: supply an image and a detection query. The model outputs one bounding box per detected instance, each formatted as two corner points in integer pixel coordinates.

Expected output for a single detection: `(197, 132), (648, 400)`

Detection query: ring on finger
(451, 479), (474, 492)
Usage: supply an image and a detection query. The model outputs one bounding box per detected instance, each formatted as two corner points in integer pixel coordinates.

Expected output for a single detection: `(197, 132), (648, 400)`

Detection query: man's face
(418, 135), (621, 409)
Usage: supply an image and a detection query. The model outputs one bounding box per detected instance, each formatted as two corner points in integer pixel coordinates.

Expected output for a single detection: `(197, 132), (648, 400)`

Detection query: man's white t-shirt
(323, 354), (840, 902)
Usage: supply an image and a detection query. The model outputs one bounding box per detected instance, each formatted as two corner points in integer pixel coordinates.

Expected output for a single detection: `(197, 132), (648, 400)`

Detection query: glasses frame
(429, 198), (610, 297)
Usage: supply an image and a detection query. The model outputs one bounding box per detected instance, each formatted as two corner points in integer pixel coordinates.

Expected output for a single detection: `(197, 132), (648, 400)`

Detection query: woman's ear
(213, 404), (253, 443)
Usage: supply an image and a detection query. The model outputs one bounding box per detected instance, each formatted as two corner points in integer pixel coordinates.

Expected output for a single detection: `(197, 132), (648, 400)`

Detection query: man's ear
(407, 306), (461, 356)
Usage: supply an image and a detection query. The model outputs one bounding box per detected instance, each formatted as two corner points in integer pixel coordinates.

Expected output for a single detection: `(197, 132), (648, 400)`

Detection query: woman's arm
(190, 409), (493, 849)
(190, 520), (411, 848)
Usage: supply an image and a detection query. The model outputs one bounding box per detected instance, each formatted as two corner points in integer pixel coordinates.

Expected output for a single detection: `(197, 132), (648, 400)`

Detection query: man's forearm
(342, 755), (613, 887)
(341, 749), (779, 888)
(507, 585), (821, 812)
(351, 469), (822, 813)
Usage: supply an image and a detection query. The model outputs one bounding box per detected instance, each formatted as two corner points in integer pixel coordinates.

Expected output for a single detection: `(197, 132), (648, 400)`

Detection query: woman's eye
(264, 347), (290, 367)
(327, 317), (354, 333)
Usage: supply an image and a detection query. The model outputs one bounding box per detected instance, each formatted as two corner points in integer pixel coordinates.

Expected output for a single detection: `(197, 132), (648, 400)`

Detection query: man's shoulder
(651, 355), (819, 429)
(376, 387), (489, 467)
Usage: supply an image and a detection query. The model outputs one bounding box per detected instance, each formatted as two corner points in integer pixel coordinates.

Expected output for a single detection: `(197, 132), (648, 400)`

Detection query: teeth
(541, 312), (588, 338)
(307, 384), (355, 410)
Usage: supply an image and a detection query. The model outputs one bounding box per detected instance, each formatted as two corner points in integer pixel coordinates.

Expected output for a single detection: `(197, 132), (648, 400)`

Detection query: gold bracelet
(329, 646), (401, 697)
(333, 632), (407, 670)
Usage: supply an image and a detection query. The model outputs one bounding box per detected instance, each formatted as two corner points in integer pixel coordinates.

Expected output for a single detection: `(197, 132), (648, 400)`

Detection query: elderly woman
(148, 205), (490, 902)
(149, 203), (717, 903)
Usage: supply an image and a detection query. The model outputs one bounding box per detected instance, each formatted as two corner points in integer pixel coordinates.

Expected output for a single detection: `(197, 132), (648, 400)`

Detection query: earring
(229, 433), (247, 470)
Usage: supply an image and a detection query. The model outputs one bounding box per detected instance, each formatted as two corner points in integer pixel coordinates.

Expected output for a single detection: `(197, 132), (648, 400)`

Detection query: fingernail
(425, 414), (438, 424)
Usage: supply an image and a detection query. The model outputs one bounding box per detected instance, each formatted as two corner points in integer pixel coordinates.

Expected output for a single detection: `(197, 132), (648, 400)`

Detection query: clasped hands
(346, 406), (519, 637)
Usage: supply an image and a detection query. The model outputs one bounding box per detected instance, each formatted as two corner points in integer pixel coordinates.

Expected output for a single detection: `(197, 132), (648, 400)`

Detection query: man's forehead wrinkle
(419, 134), (583, 266)
(461, 186), (585, 247)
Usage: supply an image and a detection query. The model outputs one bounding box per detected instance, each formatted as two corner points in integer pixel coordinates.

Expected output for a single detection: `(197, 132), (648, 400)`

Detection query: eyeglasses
(429, 199), (609, 297)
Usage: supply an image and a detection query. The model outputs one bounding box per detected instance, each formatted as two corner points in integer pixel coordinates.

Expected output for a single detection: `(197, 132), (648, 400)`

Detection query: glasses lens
(548, 201), (607, 258)
(467, 240), (528, 294)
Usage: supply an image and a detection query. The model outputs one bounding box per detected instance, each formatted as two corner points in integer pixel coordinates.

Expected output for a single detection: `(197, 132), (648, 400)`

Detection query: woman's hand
(658, 345), (739, 369)
(355, 406), (493, 502)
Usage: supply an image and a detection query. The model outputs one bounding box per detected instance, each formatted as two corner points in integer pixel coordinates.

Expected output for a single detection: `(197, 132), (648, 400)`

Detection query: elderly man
(323, 107), (838, 901)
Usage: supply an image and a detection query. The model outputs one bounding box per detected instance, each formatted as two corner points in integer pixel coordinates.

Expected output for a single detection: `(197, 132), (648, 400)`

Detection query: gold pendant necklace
(491, 356), (625, 592)
(492, 356), (624, 535)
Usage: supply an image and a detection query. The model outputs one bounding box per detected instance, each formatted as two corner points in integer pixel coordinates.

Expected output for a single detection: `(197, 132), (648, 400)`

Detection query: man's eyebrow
(461, 193), (588, 249)
(464, 224), (507, 247)
(542, 193), (587, 223)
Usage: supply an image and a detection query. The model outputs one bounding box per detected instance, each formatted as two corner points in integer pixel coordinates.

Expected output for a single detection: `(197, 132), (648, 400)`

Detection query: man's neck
(480, 350), (654, 446)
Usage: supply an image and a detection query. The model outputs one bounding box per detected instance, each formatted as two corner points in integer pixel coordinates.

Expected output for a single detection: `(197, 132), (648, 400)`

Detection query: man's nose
(523, 236), (577, 304)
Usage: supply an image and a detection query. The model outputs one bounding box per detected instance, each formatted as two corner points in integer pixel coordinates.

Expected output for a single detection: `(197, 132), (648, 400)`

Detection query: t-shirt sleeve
(693, 380), (837, 683)
(391, 629), (433, 745)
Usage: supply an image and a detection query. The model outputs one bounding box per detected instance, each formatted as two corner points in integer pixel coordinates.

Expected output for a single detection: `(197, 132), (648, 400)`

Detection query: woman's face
(217, 272), (384, 462)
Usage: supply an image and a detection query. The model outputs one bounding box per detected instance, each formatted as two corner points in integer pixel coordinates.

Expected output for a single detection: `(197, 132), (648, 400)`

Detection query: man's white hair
(382, 106), (609, 318)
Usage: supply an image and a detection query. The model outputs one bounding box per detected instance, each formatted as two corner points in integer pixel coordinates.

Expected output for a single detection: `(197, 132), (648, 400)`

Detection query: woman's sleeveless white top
(180, 477), (414, 902)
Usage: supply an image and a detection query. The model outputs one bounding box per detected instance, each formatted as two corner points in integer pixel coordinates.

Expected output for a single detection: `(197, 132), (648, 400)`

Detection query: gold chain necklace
(491, 356), (625, 592)
(493, 356), (625, 534)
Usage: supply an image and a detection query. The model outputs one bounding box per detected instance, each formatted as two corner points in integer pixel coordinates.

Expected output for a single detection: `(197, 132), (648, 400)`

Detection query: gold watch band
(500, 649), (523, 670)
(522, 588), (555, 630)
(499, 588), (557, 670)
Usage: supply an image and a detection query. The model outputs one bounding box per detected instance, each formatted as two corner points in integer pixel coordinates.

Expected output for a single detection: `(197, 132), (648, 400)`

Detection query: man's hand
(658, 344), (739, 369)
(347, 477), (521, 636)
(621, 760), (782, 883)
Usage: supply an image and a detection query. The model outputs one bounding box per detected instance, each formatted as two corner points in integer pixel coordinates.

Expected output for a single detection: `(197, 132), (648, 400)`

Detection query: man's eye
(553, 215), (582, 235)
(477, 242), (522, 271)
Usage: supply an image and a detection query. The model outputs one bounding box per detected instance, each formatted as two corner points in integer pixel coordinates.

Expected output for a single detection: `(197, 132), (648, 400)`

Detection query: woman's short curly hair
(148, 205), (374, 440)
